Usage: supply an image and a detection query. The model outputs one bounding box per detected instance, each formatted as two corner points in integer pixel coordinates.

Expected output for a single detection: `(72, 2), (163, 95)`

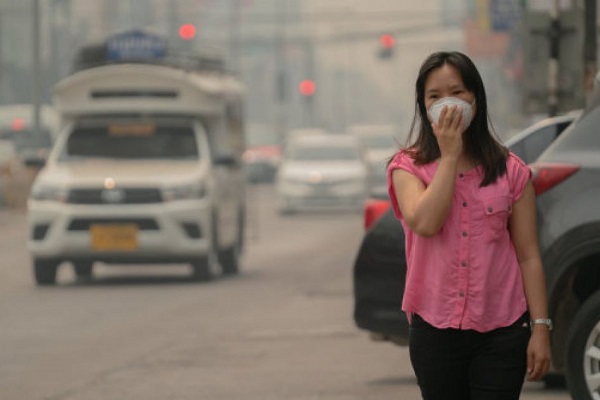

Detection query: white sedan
(276, 134), (369, 214)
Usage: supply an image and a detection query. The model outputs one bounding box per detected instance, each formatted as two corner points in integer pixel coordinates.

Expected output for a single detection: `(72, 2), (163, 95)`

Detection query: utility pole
(229, 0), (242, 73)
(547, 0), (560, 117)
(524, 0), (583, 116)
(32, 0), (42, 136)
(0, 10), (3, 94)
(168, 0), (178, 44)
(584, 0), (597, 102)
(274, 0), (288, 143)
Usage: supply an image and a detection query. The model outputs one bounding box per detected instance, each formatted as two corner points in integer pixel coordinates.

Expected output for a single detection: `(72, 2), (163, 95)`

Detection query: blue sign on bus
(106, 30), (167, 61)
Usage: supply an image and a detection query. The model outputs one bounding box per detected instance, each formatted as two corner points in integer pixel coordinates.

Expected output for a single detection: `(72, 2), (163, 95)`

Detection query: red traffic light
(179, 24), (197, 40)
(379, 34), (395, 49)
(299, 79), (316, 96)
(11, 118), (26, 131)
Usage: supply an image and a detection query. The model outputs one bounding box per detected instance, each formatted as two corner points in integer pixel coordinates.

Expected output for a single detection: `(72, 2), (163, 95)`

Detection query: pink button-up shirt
(387, 151), (531, 332)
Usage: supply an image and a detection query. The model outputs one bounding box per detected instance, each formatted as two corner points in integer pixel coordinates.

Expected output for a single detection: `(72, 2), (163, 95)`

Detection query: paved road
(0, 186), (572, 399)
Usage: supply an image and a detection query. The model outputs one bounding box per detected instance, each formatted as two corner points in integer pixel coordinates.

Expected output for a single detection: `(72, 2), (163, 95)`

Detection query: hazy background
(0, 0), (587, 140)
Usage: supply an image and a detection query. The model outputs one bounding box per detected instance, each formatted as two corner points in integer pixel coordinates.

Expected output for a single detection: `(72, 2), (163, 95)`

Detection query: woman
(387, 51), (551, 399)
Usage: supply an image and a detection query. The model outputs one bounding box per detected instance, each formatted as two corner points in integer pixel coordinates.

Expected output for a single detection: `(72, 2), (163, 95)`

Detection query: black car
(352, 112), (590, 393)
(0, 104), (57, 166)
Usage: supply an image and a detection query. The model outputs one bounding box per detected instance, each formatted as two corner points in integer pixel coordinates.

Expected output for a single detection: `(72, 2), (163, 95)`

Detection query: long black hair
(406, 51), (507, 187)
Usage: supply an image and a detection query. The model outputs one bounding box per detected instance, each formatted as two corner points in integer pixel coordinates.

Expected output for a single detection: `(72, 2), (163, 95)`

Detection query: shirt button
(459, 291), (465, 297)
(487, 206), (494, 212)
(462, 201), (468, 207)
(462, 231), (468, 237)
(461, 261), (467, 267)
(459, 173), (464, 178)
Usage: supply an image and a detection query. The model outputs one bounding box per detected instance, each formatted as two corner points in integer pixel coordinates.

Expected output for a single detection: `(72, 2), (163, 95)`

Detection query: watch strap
(530, 318), (553, 331)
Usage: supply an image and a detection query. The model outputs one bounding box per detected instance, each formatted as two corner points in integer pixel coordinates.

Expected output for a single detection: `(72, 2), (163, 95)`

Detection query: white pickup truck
(27, 60), (246, 285)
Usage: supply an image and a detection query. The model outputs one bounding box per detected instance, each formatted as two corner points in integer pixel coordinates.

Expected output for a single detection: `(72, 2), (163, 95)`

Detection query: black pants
(409, 313), (530, 400)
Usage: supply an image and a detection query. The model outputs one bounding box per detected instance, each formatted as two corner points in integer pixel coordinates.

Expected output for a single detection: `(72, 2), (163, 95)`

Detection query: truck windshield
(62, 121), (199, 160)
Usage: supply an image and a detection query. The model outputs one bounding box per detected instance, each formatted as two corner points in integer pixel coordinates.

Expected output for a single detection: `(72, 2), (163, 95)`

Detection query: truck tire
(34, 259), (59, 286)
(565, 290), (600, 400)
(191, 258), (214, 281)
(191, 248), (219, 282)
(221, 210), (243, 275)
(73, 261), (93, 279)
(237, 207), (245, 254)
(220, 243), (240, 275)
(191, 223), (220, 282)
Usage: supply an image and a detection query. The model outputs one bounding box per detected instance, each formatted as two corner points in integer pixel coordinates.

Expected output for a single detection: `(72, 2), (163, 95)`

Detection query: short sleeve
(507, 152), (532, 202)
(387, 150), (416, 219)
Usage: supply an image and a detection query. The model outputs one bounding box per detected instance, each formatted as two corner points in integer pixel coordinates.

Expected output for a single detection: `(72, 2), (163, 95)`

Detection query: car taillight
(364, 199), (391, 230)
(530, 162), (580, 196)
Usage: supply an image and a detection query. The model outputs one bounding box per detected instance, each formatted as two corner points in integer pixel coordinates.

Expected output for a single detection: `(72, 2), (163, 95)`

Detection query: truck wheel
(221, 212), (243, 275)
(73, 261), (94, 279)
(565, 290), (600, 400)
(237, 207), (245, 254)
(191, 235), (219, 282)
(220, 243), (240, 275)
(33, 259), (59, 286)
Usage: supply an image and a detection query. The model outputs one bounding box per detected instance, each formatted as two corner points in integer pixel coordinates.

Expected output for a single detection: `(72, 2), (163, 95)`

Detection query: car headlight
(162, 183), (206, 201)
(30, 185), (68, 202)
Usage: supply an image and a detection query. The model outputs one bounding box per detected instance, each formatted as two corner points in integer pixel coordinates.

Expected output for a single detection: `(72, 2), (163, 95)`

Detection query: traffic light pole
(584, 0), (597, 102)
(32, 0), (42, 137)
(274, 1), (288, 144)
(303, 38), (317, 128)
(547, 0), (560, 117)
(229, 0), (242, 73)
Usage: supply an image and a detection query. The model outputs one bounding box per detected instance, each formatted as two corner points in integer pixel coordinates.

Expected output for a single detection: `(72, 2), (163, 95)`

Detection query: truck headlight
(162, 183), (206, 201)
(29, 185), (68, 202)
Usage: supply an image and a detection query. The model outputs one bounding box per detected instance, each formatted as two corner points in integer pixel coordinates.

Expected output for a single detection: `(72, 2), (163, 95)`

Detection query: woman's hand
(431, 105), (463, 160)
(526, 327), (552, 381)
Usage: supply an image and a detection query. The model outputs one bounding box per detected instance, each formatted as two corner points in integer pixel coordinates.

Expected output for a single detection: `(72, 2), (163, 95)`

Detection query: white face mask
(427, 97), (475, 130)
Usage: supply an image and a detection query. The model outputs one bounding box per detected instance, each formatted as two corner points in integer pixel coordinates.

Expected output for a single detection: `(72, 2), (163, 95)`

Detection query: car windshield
(61, 121), (199, 160)
(246, 124), (279, 147)
(359, 135), (395, 150)
(289, 145), (359, 161)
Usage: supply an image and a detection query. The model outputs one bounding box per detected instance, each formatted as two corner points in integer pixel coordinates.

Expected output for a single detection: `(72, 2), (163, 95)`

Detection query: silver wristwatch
(530, 318), (553, 331)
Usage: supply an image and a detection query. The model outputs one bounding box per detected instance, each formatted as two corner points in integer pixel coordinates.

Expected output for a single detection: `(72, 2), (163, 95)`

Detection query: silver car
(276, 134), (369, 214)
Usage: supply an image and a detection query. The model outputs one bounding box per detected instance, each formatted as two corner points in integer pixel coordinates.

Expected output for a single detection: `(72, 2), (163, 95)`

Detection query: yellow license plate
(90, 224), (138, 251)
